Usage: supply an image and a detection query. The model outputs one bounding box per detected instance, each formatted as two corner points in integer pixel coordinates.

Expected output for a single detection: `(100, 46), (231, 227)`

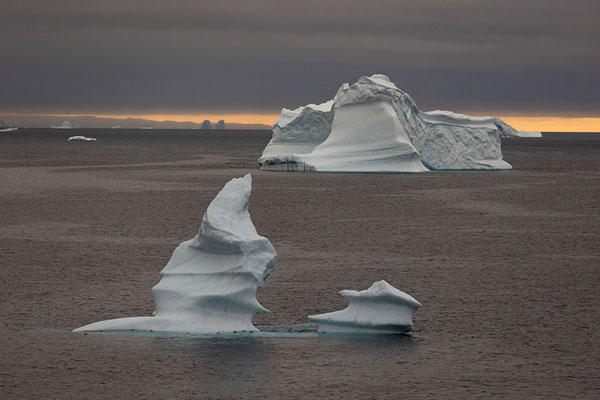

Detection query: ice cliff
(309, 280), (421, 334)
(258, 74), (526, 172)
(74, 174), (277, 334)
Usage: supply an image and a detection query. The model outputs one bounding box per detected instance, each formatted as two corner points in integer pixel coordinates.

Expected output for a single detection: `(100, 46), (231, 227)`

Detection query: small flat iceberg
(309, 280), (421, 334)
(73, 174), (277, 334)
(0, 127), (18, 132)
(67, 136), (96, 141)
(52, 121), (73, 129)
(258, 74), (531, 172)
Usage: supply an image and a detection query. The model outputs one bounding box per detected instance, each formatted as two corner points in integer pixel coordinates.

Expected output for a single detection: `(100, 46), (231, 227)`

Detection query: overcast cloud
(1, 0), (599, 116)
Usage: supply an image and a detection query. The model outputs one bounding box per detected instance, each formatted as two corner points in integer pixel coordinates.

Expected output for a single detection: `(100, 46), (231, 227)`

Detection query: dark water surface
(1, 129), (599, 399)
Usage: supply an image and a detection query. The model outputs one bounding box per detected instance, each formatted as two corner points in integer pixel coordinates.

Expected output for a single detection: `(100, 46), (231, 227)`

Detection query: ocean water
(0, 129), (599, 399)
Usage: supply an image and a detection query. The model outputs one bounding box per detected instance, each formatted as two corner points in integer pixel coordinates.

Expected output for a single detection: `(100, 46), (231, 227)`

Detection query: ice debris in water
(67, 136), (96, 141)
(308, 280), (421, 334)
(73, 174), (277, 334)
(258, 74), (539, 172)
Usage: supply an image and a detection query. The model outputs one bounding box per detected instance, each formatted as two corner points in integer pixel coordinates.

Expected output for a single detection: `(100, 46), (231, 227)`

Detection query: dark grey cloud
(1, 0), (599, 115)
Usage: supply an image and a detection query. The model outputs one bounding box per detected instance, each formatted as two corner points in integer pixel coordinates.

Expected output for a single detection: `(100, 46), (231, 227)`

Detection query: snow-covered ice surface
(258, 74), (523, 172)
(51, 121), (73, 129)
(309, 280), (421, 334)
(67, 136), (96, 141)
(73, 174), (277, 334)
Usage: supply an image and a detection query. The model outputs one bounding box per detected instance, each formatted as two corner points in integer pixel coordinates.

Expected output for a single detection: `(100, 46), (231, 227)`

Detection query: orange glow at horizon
(499, 117), (600, 133)
(47, 113), (280, 125)
(13, 112), (600, 132)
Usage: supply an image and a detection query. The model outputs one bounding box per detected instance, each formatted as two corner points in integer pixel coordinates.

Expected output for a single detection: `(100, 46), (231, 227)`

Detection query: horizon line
(2, 112), (600, 132)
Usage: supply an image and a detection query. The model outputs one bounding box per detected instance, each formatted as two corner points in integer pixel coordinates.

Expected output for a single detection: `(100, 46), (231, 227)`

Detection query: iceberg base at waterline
(73, 174), (277, 334)
(309, 280), (421, 334)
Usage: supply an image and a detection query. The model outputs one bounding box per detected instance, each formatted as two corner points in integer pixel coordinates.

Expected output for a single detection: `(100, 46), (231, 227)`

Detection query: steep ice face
(258, 100), (334, 162)
(308, 280), (421, 334)
(73, 174), (277, 334)
(299, 101), (428, 172)
(258, 74), (515, 172)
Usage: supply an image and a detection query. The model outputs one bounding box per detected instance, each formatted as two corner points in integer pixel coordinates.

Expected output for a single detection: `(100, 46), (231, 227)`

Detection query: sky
(1, 0), (599, 130)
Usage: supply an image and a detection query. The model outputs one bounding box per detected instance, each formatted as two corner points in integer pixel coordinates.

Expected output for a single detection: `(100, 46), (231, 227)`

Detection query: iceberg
(74, 174), (277, 334)
(308, 280), (421, 334)
(0, 127), (18, 132)
(67, 136), (96, 141)
(215, 120), (226, 129)
(258, 74), (518, 172)
(51, 120), (73, 129)
(201, 120), (212, 129)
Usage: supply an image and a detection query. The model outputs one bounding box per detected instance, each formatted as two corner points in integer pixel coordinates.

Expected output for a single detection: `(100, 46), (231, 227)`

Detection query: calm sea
(1, 129), (599, 399)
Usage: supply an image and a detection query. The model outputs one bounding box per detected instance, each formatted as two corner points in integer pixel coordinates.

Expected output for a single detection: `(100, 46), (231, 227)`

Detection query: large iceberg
(308, 280), (421, 334)
(74, 174), (277, 334)
(258, 74), (522, 172)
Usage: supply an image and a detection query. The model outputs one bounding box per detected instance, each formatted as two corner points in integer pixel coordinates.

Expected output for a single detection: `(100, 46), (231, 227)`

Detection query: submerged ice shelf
(74, 174), (277, 334)
(309, 280), (421, 334)
(258, 74), (539, 173)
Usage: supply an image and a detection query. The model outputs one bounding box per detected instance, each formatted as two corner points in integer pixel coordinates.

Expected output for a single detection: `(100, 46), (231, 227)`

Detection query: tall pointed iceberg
(74, 174), (277, 334)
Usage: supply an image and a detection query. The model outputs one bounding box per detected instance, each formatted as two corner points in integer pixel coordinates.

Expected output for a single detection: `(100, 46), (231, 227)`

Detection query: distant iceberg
(67, 135), (96, 141)
(73, 174), (277, 334)
(309, 280), (420, 334)
(0, 127), (18, 132)
(258, 74), (527, 172)
(51, 120), (73, 129)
